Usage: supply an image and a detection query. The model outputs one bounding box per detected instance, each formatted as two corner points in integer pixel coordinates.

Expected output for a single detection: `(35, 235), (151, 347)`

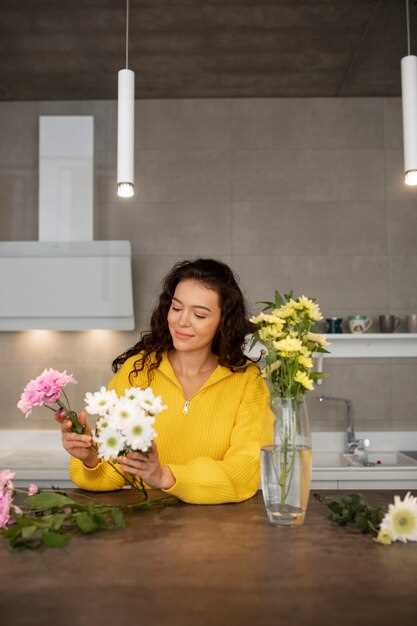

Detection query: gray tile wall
(1, 97), (416, 432)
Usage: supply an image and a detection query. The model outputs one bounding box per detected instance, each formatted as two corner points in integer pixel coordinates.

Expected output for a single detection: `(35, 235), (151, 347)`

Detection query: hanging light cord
(406, 0), (411, 56)
(125, 0), (130, 69)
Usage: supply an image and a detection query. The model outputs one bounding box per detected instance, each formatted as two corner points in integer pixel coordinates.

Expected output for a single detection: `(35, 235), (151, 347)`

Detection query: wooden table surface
(1, 489), (416, 626)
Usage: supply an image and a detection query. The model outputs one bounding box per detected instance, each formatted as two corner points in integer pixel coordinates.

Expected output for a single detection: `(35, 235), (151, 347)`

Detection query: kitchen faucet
(318, 395), (370, 464)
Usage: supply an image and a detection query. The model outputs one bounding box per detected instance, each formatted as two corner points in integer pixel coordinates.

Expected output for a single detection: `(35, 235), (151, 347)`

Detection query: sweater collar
(158, 351), (234, 392)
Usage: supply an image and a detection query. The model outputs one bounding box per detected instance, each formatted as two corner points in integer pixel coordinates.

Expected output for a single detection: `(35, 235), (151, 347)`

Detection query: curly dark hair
(112, 258), (257, 385)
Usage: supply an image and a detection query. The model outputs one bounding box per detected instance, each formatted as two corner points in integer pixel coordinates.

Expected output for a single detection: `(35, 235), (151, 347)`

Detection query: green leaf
(50, 513), (67, 531)
(24, 492), (76, 511)
(274, 290), (284, 306)
(255, 300), (275, 310)
(111, 507), (126, 528)
(21, 525), (38, 540)
(3, 526), (21, 541)
(42, 531), (71, 548)
(74, 511), (98, 534)
(90, 512), (110, 529)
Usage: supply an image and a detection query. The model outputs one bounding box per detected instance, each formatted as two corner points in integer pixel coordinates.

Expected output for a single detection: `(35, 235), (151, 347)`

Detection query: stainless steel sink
(313, 452), (351, 468)
(343, 451), (417, 467)
(313, 450), (417, 468)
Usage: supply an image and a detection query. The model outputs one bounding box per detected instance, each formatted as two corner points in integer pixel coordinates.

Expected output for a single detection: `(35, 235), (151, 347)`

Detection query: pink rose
(27, 483), (39, 496)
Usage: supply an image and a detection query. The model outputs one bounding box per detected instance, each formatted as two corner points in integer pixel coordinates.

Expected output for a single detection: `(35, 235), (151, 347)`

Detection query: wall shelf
(321, 333), (417, 358)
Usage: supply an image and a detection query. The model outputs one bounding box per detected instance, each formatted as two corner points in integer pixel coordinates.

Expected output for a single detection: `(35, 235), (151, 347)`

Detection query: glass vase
(261, 395), (312, 526)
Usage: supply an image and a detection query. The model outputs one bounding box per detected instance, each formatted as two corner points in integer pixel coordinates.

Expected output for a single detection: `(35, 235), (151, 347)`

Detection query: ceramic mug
(326, 317), (343, 334)
(407, 314), (417, 333)
(379, 315), (401, 333)
(348, 315), (372, 334)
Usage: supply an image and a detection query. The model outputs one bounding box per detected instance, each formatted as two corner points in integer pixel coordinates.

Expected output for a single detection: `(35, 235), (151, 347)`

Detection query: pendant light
(117, 0), (135, 198)
(402, 0), (417, 186)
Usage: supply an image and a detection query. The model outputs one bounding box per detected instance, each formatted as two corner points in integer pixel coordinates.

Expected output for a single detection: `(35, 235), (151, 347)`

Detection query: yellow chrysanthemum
(273, 337), (304, 353)
(298, 355), (313, 369)
(294, 296), (323, 321)
(294, 370), (314, 390)
(273, 302), (297, 319)
(306, 332), (330, 349)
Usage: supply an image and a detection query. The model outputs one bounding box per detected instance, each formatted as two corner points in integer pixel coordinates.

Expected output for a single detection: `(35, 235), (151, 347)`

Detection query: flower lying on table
(314, 491), (417, 545)
(0, 469), (179, 551)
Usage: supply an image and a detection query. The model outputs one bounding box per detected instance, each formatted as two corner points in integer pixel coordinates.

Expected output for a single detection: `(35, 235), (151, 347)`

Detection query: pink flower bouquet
(17, 368), (85, 434)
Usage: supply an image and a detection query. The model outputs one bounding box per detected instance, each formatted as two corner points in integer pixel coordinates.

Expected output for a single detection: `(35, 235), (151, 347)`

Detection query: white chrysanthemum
(138, 387), (167, 416)
(112, 397), (139, 429)
(380, 492), (417, 543)
(123, 387), (146, 404)
(95, 416), (112, 431)
(95, 427), (126, 461)
(122, 417), (156, 452)
(84, 386), (118, 417)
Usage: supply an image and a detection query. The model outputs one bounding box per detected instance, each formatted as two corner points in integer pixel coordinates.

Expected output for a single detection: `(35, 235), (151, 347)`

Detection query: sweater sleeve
(69, 458), (128, 491)
(161, 368), (274, 505)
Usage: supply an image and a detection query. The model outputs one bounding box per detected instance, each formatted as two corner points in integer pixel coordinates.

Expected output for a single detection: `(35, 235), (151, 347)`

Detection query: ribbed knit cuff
(160, 464), (182, 497)
(82, 459), (105, 472)
(69, 457), (127, 491)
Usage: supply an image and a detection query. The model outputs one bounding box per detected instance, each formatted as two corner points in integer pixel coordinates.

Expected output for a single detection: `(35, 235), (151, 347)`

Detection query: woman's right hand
(54, 409), (99, 468)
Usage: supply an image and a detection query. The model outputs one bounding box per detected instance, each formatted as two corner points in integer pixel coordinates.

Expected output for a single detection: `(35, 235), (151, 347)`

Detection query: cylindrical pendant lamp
(117, 68), (135, 197)
(402, 0), (417, 186)
(402, 56), (417, 185)
(117, 0), (135, 198)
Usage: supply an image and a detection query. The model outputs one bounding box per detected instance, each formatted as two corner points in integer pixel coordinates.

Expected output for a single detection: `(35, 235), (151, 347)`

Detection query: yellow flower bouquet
(250, 291), (330, 526)
(250, 291), (330, 398)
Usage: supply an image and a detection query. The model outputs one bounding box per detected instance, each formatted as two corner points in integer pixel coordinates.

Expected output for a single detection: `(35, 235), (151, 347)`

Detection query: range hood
(0, 116), (135, 331)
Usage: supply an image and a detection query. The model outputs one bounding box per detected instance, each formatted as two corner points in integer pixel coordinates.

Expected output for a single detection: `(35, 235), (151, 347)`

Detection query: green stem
(108, 462), (148, 501)
(61, 389), (71, 411)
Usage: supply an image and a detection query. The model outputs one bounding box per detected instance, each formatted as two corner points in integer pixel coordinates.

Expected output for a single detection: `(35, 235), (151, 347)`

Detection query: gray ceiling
(0, 0), (413, 100)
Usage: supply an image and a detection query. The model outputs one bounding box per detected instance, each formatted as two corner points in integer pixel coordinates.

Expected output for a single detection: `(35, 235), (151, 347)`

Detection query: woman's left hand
(117, 441), (175, 490)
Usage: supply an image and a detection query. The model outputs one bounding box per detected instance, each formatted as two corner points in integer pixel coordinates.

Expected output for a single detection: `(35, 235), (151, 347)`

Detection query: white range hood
(0, 116), (135, 331)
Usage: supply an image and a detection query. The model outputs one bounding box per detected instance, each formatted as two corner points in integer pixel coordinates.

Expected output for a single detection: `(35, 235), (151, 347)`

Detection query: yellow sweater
(69, 351), (274, 505)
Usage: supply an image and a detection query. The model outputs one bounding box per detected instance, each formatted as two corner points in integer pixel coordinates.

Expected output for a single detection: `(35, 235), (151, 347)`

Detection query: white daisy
(95, 416), (112, 431)
(111, 397), (139, 429)
(139, 387), (167, 416)
(380, 492), (417, 543)
(123, 387), (146, 404)
(84, 386), (118, 417)
(122, 418), (156, 452)
(95, 427), (126, 461)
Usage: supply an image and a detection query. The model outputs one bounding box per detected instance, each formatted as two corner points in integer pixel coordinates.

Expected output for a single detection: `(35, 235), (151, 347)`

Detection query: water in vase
(261, 445), (312, 526)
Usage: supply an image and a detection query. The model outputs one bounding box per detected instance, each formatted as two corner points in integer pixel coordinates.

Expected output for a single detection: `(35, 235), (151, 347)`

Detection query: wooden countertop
(1, 489), (416, 626)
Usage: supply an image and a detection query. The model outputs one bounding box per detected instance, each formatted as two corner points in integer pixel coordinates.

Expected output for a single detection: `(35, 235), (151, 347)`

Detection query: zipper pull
(183, 400), (190, 414)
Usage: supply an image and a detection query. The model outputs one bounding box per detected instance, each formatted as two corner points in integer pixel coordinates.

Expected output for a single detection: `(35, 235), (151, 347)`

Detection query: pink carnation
(27, 483), (39, 496)
(17, 368), (77, 418)
(0, 469), (15, 490)
(0, 489), (12, 528)
(0, 470), (15, 529)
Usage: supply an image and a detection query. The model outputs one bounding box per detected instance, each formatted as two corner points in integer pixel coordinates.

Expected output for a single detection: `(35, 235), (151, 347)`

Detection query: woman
(56, 258), (274, 505)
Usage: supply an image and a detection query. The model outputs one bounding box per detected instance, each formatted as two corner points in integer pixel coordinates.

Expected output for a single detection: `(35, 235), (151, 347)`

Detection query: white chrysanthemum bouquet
(85, 386), (167, 462)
